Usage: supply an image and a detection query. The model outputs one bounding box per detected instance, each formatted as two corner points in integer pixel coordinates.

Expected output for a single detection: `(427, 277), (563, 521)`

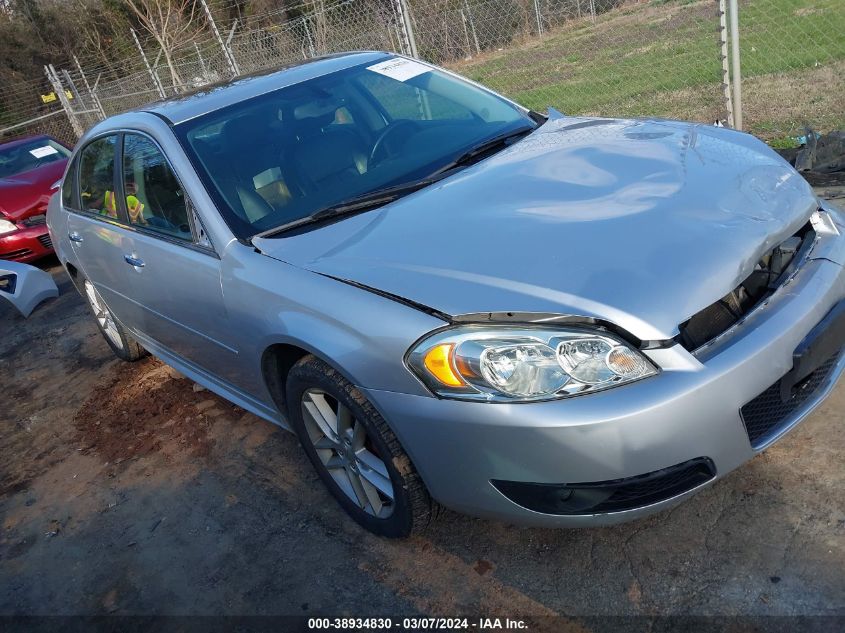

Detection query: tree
(124, 0), (204, 90)
(74, 0), (135, 76)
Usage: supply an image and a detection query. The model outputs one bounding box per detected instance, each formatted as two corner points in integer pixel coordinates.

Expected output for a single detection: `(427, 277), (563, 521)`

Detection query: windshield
(0, 138), (70, 179)
(175, 57), (536, 239)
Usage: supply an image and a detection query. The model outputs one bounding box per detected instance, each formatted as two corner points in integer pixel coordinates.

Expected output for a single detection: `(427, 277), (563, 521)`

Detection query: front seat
(221, 114), (295, 222)
(291, 110), (369, 194)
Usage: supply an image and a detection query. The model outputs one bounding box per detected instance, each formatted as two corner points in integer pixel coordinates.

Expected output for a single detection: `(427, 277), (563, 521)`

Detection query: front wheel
(286, 355), (434, 537)
(82, 279), (146, 362)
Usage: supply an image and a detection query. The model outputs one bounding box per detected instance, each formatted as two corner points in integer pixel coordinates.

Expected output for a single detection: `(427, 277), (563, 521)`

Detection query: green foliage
(768, 135), (801, 149)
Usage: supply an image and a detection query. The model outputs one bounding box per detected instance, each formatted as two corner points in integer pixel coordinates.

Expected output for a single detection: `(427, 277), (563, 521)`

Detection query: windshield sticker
(366, 58), (430, 82)
(29, 146), (59, 159)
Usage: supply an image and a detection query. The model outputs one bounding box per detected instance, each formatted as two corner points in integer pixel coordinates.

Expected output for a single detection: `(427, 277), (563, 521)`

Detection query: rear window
(0, 138), (70, 179)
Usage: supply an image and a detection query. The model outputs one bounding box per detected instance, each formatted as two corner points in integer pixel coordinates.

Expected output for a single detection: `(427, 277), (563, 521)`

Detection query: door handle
(123, 254), (145, 268)
(68, 231), (83, 243)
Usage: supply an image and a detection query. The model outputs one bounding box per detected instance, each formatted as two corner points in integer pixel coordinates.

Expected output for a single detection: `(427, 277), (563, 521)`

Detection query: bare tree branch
(124, 0), (204, 90)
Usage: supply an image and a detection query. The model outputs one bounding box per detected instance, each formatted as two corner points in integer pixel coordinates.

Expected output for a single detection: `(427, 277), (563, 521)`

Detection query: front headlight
(407, 325), (657, 402)
(0, 218), (18, 235)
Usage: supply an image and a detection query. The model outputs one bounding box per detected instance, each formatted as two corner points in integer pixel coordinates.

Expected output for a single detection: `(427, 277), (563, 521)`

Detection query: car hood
(0, 160), (67, 220)
(253, 117), (818, 341)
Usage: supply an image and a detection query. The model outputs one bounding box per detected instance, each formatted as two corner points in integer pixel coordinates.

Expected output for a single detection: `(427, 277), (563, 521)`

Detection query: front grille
(741, 353), (840, 448)
(491, 457), (716, 515)
(0, 248), (33, 260)
(37, 233), (53, 250)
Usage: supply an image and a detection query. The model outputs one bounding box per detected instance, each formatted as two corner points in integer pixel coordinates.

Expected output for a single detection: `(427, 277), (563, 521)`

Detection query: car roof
(141, 51), (391, 125)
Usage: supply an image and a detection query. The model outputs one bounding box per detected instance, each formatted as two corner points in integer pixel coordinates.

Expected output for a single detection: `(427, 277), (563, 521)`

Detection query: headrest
(293, 98), (342, 120)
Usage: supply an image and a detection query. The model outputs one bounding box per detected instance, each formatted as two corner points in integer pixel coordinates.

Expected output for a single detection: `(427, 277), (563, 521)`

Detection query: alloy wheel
(84, 280), (123, 351)
(301, 388), (395, 518)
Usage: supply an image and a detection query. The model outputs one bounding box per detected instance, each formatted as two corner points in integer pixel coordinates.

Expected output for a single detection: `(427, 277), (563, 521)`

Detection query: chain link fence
(735, 0), (844, 138)
(0, 76), (80, 146)
(1, 0), (843, 148)
(427, 0), (726, 121)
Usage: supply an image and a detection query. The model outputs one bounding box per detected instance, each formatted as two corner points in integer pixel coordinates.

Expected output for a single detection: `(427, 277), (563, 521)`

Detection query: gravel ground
(1, 256), (843, 625)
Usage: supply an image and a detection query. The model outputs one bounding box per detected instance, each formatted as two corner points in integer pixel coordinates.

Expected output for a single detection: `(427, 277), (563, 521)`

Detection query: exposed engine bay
(679, 222), (816, 351)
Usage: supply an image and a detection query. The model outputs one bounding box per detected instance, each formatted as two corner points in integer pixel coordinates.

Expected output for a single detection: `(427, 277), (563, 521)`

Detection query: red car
(0, 134), (71, 262)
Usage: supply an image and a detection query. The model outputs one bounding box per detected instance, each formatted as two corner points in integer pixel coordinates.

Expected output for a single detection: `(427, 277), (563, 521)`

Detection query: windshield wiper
(429, 125), (536, 177)
(251, 125), (537, 242)
(251, 176), (443, 240)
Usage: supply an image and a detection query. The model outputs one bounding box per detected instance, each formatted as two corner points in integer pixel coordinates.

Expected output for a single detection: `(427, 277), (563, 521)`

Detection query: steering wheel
(369, 120), (418, 166)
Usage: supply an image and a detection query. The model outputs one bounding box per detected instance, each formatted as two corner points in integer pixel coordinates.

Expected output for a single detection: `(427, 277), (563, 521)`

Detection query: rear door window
(78, 136), (119, 218)
(61, 156), (79, 210)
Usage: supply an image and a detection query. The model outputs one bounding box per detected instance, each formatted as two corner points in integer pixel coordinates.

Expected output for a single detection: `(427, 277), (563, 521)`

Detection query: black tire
(81, 278), (146, 362)
(286, 355), (434, 537)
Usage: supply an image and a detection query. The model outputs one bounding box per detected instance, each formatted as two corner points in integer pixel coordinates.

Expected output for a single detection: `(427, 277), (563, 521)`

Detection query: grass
(768, 136), (802, 149)
(448, 0), (845, 140)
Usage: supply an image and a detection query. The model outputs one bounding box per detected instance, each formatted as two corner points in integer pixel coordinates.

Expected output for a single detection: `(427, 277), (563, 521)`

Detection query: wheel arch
(260, 342), (310, 418)
(64, 260), (83, 294)
(260, 337), (367, 419)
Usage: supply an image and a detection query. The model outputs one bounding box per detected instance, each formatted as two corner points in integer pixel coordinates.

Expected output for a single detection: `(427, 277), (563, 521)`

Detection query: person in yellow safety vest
(124, 181), (146, 225)
(100, 182), (146, 224)
(80, 189), (112, 215)
(101, 190), (118, 218)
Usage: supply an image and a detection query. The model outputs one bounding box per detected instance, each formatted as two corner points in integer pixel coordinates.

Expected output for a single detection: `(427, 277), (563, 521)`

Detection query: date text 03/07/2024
(307, 617), (530, 630)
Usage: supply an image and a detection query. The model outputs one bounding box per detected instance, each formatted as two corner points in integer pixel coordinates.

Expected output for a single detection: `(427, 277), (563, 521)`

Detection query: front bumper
(363, 209), (845, 527)
(0, 224), (54, 263)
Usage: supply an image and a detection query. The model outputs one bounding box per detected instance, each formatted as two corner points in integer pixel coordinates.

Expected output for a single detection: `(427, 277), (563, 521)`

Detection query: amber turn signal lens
(423, 343), (464, 387)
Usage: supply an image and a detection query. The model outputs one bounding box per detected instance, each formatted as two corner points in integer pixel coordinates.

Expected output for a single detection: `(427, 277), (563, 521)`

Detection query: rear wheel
(286, 355), (434, 537)
(83, 279), (146, 362)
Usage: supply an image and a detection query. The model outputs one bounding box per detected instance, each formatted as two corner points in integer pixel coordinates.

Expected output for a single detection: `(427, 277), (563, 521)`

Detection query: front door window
(122, 134), (193, 241)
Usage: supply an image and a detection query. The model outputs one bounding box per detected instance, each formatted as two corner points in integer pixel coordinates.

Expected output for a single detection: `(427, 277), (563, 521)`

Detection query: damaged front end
(678, 221), (817, 352)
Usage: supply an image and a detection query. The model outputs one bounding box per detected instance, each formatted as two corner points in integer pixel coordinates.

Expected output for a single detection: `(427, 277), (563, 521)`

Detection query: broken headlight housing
(407, 326), (658, 402)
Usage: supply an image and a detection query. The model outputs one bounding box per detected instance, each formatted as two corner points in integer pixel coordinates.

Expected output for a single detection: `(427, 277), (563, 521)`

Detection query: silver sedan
(47, 52), (845, 537)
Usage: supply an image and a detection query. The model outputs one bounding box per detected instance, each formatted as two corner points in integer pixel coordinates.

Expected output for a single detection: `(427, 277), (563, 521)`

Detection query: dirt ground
(1, 256), (843, 623)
